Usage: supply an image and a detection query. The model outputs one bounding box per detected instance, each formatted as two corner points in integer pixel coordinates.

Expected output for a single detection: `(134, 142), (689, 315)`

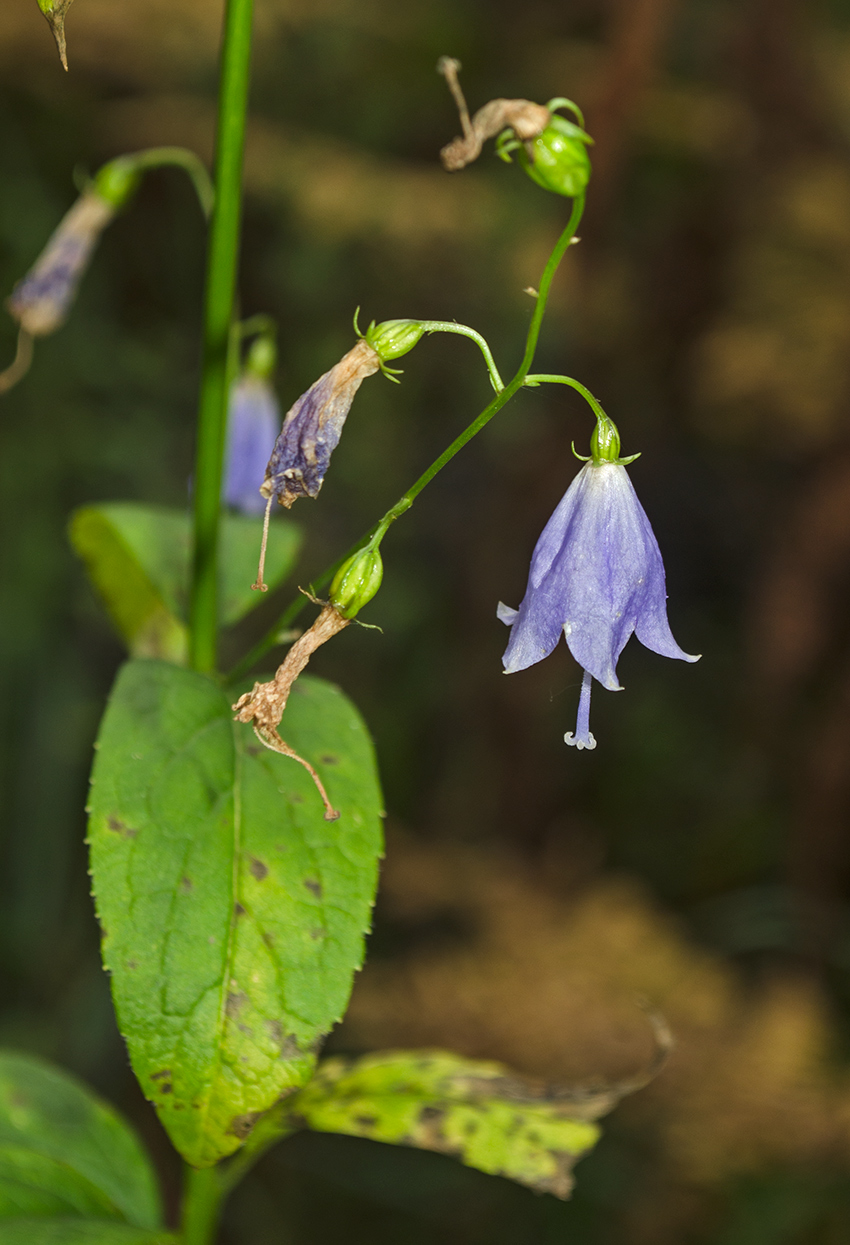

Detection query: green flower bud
(590, 414), (621, 464)
(365, 319), (426, 363)
(245, 333), (276, 380)
(329, 546), (384, 619)
(93, 157), (142, 210)
(517, 116), (592, 198)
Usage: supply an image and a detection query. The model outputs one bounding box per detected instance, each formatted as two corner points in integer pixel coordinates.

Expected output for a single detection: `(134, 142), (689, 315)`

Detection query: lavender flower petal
(224, 376), (280, 516)
(262, 339), (380, 508)
(7, 191), (114, 337)
(501, 458), (698, 748)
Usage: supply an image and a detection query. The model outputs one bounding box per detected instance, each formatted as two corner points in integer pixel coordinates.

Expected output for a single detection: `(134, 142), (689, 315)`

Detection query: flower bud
(365, 319), (426, 363)
(590, 414), (621, 464)
(517, 115), (592, 198)
(329, 546), (384, 619)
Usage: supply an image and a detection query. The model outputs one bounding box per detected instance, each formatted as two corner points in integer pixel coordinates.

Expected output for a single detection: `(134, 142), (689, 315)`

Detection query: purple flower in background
(223, 375), (280, 516)
(499, 458), (699, 749)
(7, 190), (115, 337)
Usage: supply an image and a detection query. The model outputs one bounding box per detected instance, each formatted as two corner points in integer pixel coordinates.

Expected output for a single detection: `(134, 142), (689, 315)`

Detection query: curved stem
(418, 321), (505, 392)
(188, 0), (254, 674)
(227, 194), (585, 683)
(129, 147), (215, 218)
(523, 372), (606, 420)
(181, 1165), (224, 1245)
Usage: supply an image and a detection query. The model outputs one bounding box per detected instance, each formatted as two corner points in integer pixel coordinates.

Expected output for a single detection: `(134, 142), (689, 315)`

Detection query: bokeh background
(3, 0), (850, 1240)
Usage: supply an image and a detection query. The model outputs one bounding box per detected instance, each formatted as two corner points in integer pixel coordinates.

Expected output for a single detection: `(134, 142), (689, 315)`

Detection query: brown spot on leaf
(280, 1034), (304, 1060)
(355, 1114), (378, 1128)
(127, 960), (138, 970)
(234, 902), (246, 917)
(150, 1069), (171, 1081)
(226, 992), (248, 1017)
(107, 816), (137, 839)
(267, 1019), (284, 1046)
(304, 878), (322, 898)
(310, 928), (324, 940)
(262, 930), (275, 948)
(320, 753), (339, 765)
(179, 876), (193, 893)
(227, 1111), (261, 1139)
(249, 857), (268, 881)
(246, 744), (263, 757)
(160, 1083), (173, 1094)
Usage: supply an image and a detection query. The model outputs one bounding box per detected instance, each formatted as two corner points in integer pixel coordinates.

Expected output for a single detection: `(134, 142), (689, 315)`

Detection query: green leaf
(0, 1221), (176, 1244)
(69, 504), (302, 660)
(0, 1052), (162, 1228)
(289, 1050), (607, 1199)
(87, 660), (383, 1168)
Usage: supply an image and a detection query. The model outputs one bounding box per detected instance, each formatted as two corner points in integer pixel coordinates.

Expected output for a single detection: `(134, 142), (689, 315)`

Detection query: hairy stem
(227, 194), (585, 683)
(188, 0), (254, 674)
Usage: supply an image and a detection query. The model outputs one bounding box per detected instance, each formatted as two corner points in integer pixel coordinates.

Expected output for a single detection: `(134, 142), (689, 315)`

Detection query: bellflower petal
(261, 339), (380, 509)
(7, 191), (114, 337)
(501, 460), (698, 747)
(223, 375), (280, 516)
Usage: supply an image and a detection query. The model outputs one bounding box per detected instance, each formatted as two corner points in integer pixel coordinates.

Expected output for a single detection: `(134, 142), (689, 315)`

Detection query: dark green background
(3, 0), (850, 1239)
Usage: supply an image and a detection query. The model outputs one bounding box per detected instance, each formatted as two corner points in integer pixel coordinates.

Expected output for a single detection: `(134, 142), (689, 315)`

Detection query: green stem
(523, 373), (606, 419)
(128, 147), (215, 218)
(418, 321), (505, 392)
(227, 193), (585, 683)
(181, 1166), (224, 1245)
(188, 0), (255, 674)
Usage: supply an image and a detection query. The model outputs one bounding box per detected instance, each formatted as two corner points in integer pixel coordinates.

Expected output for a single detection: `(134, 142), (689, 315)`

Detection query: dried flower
(437, 57), (550, 172)
(36, 0), (74, 71)
(7, 191), (115, 338)
(7, 157), (140, 340)
(261, 338), (380, 509)
(233, 603), (351, 819)
(499, 454), (698, 750)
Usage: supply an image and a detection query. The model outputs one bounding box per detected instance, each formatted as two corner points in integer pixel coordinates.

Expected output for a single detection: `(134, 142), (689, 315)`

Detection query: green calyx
(92, 157), (143, 210)
(329, 545), (384, 619)
(573, 413), (640, 467)
(364, 318), (426, 364)
(244, 333), (276, 380)
(496, 100), (593, 199)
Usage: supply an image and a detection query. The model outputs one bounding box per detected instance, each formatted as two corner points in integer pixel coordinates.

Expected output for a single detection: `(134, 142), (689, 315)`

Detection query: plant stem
(128, 147), (215, 218)
(524, 373), (606, 419)
(181, 1166), (224, 1245)
(418, 321), (505, 392)
(188, 0), (254, 674)
(227, 194), (584, 683)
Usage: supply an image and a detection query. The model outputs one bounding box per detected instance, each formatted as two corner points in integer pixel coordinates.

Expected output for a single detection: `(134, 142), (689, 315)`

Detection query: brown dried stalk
(437, 56), (550, 171)
(232, 603), (351, 820)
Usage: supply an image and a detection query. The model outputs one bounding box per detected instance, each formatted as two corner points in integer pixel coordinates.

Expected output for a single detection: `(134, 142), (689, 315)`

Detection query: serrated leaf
(289, 1050), (605, 1199)
(87, 660), (383, 1168)
(0, 1052), (162, 1228)
(69, 504), (302, 660)
(0, 1222), (176, 1245)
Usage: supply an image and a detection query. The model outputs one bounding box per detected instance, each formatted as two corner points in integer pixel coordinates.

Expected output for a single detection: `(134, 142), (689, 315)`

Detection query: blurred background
(4, 0), (850, 1240)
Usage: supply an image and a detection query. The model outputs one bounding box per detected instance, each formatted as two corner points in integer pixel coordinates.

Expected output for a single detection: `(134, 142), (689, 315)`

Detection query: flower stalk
(188, 0), (255, 674)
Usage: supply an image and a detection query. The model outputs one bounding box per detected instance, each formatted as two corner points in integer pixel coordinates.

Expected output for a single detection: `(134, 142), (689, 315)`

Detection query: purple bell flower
(223, 374), (280, 516)
(499, 440), (699, 749)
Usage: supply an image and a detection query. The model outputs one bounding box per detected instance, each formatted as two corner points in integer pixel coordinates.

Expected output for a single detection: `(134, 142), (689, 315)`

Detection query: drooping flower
(223, 335), (280, 516)
(6, 156), (140, 338)
(261, 338), (381, 509)
(499, 414), (698, 749)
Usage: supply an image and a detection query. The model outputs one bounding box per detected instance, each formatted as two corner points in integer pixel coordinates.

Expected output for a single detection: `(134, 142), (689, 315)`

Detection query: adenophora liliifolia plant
(0, 10), (686, 1243)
